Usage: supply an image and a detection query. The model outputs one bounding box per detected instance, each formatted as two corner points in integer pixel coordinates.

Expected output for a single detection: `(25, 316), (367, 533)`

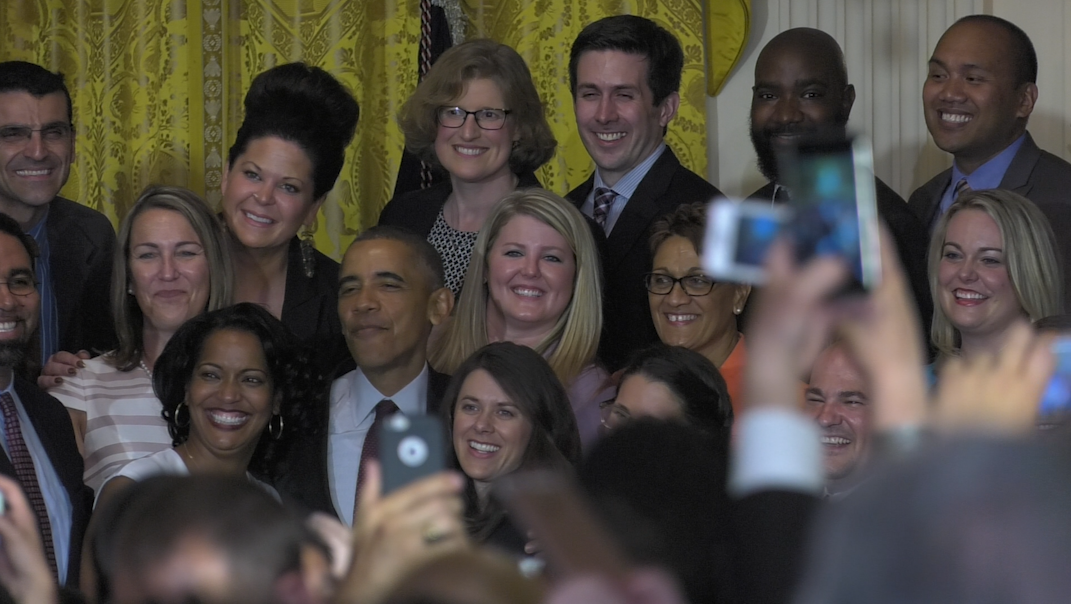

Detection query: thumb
(357, 459), (382, 514)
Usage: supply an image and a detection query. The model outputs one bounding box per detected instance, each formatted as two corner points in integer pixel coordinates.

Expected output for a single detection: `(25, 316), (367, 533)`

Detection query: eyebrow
(837, 391), (869, 401)
(132, 241), (203, 248)
(5, 268), (33, 278)
(929, 57), (990, 73)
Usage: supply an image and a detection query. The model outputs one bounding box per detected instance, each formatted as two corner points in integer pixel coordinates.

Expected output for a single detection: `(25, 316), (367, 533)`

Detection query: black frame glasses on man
(436, 107), (512, 130)
(643, 272), (717, 296)
(0, 273), (38, 297)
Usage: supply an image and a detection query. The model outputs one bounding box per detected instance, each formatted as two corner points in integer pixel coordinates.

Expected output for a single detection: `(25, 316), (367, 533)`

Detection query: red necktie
(593, 187), (617, 231)
(0, 392), (58, 579)
(352, 399), (399, 518)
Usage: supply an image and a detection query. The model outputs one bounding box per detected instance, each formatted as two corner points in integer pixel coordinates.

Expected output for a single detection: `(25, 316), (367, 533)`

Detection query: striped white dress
(50, 356), (172, 494)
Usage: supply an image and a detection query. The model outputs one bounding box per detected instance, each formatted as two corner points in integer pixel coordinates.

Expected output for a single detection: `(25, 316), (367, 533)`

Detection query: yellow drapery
(1, 1), (716, 259)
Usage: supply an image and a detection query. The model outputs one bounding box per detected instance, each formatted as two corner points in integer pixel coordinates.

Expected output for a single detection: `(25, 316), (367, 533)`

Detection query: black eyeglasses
(0, 275), (38, 297)
(436, 106), (512, 130)
(0, 124), (72, 146)
(643, 272), (717, 296)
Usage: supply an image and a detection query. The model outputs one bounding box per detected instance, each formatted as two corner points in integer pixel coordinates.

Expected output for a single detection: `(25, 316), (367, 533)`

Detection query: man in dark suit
(748, 28), (932, 330)
(565, 15), (722, 370)
(908, 16), (1071, 301)
(0, 213), (91, 586)
(0, 61), (116, 365)
(274, 226), (453, 524)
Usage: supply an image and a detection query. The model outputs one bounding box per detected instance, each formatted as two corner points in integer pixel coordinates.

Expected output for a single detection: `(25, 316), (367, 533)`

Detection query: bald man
(747, 28), (932, 331)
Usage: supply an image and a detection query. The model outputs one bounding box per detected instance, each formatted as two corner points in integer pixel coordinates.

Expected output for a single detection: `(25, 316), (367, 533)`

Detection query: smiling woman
(441, 342), (579, 555)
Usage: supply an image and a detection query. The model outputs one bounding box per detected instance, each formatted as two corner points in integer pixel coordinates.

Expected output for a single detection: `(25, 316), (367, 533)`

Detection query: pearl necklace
(139, 359), (152, 378)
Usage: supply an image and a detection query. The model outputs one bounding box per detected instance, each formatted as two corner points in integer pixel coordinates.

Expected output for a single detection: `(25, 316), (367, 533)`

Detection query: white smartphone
(703, 197), (790, 284)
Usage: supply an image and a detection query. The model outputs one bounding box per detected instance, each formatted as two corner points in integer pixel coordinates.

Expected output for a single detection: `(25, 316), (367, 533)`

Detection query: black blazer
(907, 132), (1071, 309)
(750, 177), (933, 338)
(567, 147), (721, 370)
(47, 197), (117, 356)
(9, 378), (92, 586)
(378, 172), (543, 238)
(272, 366), (451, 520)
(281, 237), (349, 374)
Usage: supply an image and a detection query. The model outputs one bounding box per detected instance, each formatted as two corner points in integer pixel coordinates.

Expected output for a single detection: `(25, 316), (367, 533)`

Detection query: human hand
(744, 239), (851, 411)
(933, 320), (1055, 434)
(336, 461), (467, 604)
(36, 350), (90, 389)
(306, 512), (353, 580)
(0, 475), (58, 604)
(837, 225), (929, 430)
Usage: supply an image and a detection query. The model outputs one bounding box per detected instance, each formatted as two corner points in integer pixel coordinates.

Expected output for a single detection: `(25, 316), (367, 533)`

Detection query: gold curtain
(1, 1), (718, 259)
(461, 0), (711, 197)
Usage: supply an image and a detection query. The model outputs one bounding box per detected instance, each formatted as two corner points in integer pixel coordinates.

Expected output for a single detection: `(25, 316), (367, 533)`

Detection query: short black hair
(227, 63), (359, 200)
(620, 344), (733, 436)
(350, 225), (446, 290)
(953, 15), (1037, 85)
(0, 61), (73, 125)
(153, 303), (323, 477)
(569, 15), (684, 106)
(0, 212), (39, 264)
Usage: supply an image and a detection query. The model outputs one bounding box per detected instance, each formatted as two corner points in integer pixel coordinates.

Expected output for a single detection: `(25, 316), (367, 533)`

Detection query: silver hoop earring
(269, 413), (284, 439)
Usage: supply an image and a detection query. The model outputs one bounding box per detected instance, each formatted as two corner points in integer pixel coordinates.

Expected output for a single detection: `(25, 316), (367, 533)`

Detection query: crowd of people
(0, 10), (1069, 604)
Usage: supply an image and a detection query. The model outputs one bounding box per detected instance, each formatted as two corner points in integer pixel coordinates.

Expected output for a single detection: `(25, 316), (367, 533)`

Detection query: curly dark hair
(153, 303), (323, 477)
(227, 62), (359, 201)
(440, 341), (580, 542)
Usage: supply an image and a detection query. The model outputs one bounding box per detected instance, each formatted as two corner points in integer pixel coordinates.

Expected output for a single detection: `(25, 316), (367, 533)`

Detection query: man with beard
(747, 28), (931, 329)
(804, 342), (873, 500)
(0, 212), (91, 586)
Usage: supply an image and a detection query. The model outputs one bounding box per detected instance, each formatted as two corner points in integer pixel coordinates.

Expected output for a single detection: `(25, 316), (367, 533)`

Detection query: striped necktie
(954, 177), (971, 200)
(593, 187), (617, 231)
(0, 392), (57, 579)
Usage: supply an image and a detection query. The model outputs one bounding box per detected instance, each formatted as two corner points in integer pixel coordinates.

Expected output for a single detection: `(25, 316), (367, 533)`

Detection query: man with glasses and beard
(746, 28), (931, 328)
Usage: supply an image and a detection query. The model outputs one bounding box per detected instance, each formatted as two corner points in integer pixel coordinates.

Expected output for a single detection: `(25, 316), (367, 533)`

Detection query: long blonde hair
(430, 188), (602, 384)
(929, 189), (1062, 358)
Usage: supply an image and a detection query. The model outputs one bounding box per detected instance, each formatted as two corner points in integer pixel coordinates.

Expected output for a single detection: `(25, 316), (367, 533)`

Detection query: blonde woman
(431, 188), (612, 449)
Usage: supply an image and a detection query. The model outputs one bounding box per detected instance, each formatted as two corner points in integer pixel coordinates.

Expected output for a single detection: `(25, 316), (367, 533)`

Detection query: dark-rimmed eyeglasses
(599, 399), (631, 431)
(436, 107), (512, 130)
(0, 124), (72, 146)
(643, 272), (716, 296)
(0, 275), (38, 297)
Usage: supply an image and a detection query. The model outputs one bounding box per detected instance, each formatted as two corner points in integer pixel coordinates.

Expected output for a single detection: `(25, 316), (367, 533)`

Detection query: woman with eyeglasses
(646, 203), (752, 413)
(378, 39), (557, 298)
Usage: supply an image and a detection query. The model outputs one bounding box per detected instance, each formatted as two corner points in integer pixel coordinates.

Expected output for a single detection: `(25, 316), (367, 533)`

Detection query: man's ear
(842, 83), (857, 118)
(1017, 82), (1038, 120)
(658, 91), (680, 128)
(427, 287), (454, 326)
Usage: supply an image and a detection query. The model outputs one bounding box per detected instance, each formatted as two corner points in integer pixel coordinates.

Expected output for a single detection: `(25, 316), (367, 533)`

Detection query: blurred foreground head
(105, 475), (331, 604)
(383, 549), (543, 604)
(795, 437), (1071, 603)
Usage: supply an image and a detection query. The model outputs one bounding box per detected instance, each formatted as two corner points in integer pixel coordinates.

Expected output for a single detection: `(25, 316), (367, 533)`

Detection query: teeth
(941, 112), (971, 123)
(0, 322), (15, 332)
(596, 132), (626, 141)
(244, 211), (272, 225)
(513, 287), (541, 297)
(208, 411), (249, 426)
(955, 290), (985, 300)
(666, 314), (697, 322)
(822, 436), (850, 445)
(455, 146), (485, 156)
(469, 441), (500, 453)
(15, 169), (50, 176)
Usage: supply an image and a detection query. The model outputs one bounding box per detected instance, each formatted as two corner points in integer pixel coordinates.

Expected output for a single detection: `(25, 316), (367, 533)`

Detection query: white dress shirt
(328, 365), (429, 525)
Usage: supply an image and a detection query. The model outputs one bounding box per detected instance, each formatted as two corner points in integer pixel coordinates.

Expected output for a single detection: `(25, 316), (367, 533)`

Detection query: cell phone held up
(379, 414), (446, 495)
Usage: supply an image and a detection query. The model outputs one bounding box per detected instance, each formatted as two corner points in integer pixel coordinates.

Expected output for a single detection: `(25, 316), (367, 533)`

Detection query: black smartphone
(379, 414), (446, 494)
(777, 134), (882, 291)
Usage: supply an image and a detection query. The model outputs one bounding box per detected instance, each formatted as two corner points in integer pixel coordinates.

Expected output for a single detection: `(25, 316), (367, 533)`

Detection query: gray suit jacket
(908, 132), (1071, 310)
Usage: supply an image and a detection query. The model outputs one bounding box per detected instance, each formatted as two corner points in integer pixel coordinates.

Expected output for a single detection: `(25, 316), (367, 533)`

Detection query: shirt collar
(593, 143), (667, 200)
(951, 133), (1027, 191)
(24, 204), (51, 240)
(331, 365), (429, 431)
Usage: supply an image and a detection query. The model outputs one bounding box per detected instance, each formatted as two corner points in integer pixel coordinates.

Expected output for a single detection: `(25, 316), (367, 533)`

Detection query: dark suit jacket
(567, 147), (722, 371)
(46, 197), (117, 356)
(730, 490), (819, 604)
(9, 378), (92, 586)
(750, 177), (933, 337)
(907, 132), (1071, 309)
(377, 172), (543, 238)
(281, 237), (349, 375)
(272, 366), (451, 520)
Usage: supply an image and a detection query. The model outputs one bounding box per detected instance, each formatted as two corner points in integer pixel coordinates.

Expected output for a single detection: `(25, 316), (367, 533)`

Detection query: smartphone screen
(734, 211), (784, 268)
(1040, 336), (1071, 417)
(778, 136), (881, 290)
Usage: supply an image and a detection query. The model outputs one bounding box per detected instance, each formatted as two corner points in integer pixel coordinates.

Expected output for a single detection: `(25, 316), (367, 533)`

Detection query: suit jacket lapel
(603, 148), (681, 271)
(45, 204), (89, 343)
(999, 132), (1040, 197)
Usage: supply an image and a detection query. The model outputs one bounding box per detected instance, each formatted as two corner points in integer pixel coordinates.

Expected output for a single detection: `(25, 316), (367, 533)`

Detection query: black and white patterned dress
(427, 209), (480, 297)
